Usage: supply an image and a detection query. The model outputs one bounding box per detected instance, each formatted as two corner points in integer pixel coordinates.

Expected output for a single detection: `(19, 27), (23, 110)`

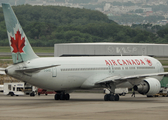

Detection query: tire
(10, 92), (14, 96)
(60, 94), (65, 100)
(30, 92), (35, 97)
(109, 95), (115, 101)
(114, 94), (119, 101)
(55, 94), (60, 100)
(104, 94), (109, 101)
(65, 94), (70, 100)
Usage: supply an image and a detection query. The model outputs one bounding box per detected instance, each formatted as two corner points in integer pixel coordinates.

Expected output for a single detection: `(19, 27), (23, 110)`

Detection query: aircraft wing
(15, 65), (60, 73)
(96, 72), (168, 84)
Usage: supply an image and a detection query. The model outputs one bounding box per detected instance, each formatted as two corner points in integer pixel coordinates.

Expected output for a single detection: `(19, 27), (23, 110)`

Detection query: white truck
(0, 85), (4, 92)
(3, 82), (25, 96)
(3, 82), (37, 96)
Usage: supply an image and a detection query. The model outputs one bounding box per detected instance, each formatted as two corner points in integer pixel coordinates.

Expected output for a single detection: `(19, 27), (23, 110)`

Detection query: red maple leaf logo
(10, 30), (25, 53)
(144, 58), (152, 66)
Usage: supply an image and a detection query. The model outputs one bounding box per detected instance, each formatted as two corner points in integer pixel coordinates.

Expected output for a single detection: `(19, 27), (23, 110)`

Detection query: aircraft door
(111, 64), (114, 73)
(52, 67), (57, 77)
(108, 64), (114, 73)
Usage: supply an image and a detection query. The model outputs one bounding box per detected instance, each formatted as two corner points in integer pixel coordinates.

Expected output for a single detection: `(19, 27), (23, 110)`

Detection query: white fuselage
(7, 56), (164, 91)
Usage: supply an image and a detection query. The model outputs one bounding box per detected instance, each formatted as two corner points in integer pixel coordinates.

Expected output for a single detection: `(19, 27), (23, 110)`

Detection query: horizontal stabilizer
(0, 68), (5, 71)
(0, 71), (6, 75)
(15, 65), (60, 73)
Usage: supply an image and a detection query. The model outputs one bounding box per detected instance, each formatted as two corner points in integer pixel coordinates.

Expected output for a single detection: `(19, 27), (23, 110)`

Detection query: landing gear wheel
(104, 94), (120, 101)
(55, 94), (60, 100)
(114, 94), (119, 101)
(60, 94), (65, 100)
(30, 92), (35, 97)
(104, 94), (109, 101)
(54, 92), (70, 100)
(109, 95), (115, 101)
(65, 94), (70, 100)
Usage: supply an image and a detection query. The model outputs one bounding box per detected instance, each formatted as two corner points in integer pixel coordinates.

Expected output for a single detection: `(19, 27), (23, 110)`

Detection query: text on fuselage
(105, 58), (152, 66)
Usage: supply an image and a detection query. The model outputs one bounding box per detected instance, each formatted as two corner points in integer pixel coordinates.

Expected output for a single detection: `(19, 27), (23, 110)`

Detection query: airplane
(0, 3), (168, 101)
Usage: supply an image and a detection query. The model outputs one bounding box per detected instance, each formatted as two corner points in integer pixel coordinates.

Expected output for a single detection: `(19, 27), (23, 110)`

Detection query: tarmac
(0, 92), (168, 120)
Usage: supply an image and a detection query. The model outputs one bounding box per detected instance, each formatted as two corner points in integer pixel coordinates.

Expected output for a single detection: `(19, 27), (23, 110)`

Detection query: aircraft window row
(114, 67), (121, 70)
(61, 67), (109, 71)
(137, 67), (155, 69)
(129, 67), (135, 69)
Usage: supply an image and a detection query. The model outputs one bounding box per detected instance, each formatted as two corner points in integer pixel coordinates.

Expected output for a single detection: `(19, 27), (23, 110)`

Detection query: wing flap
(96, 72), (168, 84)
(15, 65), (60, 72)
(0, 68), (5, 71)
(96, 76), (122, 84)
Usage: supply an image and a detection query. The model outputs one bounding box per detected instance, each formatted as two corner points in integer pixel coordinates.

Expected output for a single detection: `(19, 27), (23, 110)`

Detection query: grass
(164, 68), (168, 72)
(32, 47), (54, 53)
(0, 56), (12, 59)
(0, 60), (13, 68)
(0, 46), (11, 52)
(159, 60), (168, 66)
(0, 46), (54, 53)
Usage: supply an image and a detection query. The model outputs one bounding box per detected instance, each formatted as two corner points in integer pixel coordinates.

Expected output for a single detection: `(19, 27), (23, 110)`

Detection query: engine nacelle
(133, 78), (161, 95)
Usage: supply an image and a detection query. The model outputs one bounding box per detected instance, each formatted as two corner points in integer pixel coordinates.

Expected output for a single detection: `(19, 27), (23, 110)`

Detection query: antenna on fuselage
(120, 53), (122, 56)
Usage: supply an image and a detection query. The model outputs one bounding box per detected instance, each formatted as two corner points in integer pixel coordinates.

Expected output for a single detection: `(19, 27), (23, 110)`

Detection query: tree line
(0, 5), (168, 46)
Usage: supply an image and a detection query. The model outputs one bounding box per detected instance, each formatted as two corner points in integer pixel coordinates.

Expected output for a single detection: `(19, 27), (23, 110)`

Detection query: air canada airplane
(0, 3), (168, 101)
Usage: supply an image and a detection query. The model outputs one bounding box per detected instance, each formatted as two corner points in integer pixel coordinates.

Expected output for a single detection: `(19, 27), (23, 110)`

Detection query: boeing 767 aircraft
(0, 3), (168, 101)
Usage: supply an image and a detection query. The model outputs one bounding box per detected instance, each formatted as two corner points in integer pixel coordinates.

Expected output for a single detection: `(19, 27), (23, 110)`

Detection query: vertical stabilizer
(2, 3), (38, 64)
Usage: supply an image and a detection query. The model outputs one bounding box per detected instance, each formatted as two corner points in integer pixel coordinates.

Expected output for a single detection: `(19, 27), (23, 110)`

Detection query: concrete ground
(0, 92), (168, 120)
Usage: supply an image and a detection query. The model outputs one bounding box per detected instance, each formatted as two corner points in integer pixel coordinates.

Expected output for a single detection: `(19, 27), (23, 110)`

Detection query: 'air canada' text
(105, 58), (152, 66)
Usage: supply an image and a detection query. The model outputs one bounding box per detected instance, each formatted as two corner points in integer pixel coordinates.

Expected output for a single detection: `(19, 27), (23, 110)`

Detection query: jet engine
(133, 78), (161, 95)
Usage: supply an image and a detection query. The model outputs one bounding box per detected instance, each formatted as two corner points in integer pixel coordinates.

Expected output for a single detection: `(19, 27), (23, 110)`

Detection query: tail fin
(2, 3), (38, 64)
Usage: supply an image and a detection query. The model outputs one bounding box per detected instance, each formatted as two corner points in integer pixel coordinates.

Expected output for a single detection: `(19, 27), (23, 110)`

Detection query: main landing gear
(54, 92), (70, 100)
(104, 83), (119, 101)
(104, 94), (119, 101)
